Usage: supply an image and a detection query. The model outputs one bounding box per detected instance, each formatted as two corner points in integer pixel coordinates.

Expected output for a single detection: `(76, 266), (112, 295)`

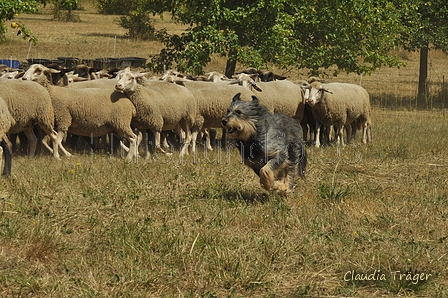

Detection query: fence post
(443, 75), (446, 117)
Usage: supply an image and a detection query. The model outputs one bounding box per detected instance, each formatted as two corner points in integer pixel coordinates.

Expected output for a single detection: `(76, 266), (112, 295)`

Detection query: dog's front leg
(259, 159), (289, 194)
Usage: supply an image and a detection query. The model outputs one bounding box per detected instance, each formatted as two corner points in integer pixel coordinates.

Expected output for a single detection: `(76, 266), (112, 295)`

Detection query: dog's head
(221, 93), (266, 141)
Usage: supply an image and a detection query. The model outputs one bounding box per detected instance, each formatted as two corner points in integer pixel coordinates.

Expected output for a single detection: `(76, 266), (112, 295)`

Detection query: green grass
(1, 108), (447, 297)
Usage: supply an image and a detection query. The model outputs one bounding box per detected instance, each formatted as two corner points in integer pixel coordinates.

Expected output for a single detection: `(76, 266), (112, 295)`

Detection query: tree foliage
(0, 0), (41, 43)
(51, 0), (80, 22)
(137, 0), (408, 76)
(392, 0), (448, 106)
(397, 0), (448, 52)
(96, 0), (155, 40)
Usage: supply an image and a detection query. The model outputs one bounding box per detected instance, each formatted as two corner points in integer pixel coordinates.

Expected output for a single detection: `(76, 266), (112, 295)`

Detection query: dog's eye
(235, 109), (241, 115)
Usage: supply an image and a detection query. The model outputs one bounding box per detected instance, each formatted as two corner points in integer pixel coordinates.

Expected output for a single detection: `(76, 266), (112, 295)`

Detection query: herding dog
(221, 93), (307, 195)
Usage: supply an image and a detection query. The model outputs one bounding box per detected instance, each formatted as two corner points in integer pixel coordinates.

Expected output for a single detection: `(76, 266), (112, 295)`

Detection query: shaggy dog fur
(221, 93), (307, 195)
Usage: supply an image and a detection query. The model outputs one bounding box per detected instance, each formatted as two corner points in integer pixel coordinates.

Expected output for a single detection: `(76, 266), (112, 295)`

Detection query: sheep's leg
(39, 127), (67, 159)
(123, 132), (138, 162)
(204, 128), (213, 151)
(345, 123), (353, 144)
(56, 131), (72, 157)
(190, 126), (199, 155)
(23, 126), (38, 157)
(367, 122), (373, 143)
(119, 140), (130, 152)
(142, 130), (151, 159)
(315, 121), (322, 148)
(161, 132), (170, 149)
(154, 131), (172, 156)
(0, 138), (12, 177)
(336, 125), (345, 146)
(50, 130), (64, 159)
(175, 124), (192, 159)
(362, 122), (369, 144)
(41, 135), (54, 154)
(301, 124), (309, 144)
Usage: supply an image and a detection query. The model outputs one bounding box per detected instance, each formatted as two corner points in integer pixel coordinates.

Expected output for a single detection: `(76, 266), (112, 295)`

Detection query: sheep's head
(115, 67), (144, 93)
(305, 82), (332, 106)
(230, 73), (263, 92)
(205, 71), (228, 82)
(22, 64), (59, 83)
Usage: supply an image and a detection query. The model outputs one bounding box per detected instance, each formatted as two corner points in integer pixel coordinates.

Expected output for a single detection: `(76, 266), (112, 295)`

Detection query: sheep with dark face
(302, 81), (372, 148)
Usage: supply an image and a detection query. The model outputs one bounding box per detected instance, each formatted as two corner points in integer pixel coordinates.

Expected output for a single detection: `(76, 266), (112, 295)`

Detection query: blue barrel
(0, 59), (20, 68)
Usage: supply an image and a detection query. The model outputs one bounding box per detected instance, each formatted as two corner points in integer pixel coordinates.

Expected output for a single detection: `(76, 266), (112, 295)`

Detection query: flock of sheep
(0, 63), (373, 177)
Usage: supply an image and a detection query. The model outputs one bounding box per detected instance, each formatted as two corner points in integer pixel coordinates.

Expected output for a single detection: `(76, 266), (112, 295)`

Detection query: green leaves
(0, 0), (40, 43)
(111, 0), (448, 76)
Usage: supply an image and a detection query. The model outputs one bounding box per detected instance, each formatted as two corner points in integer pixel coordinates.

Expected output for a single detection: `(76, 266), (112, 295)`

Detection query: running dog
(221, 93), (307, 195)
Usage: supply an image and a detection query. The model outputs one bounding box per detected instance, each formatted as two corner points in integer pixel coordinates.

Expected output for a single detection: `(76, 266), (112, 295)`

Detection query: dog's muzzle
(221, 118), (237, 134)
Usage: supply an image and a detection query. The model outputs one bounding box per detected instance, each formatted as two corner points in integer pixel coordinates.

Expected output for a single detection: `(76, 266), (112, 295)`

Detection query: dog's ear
(251, 95), (259, 104)
(232, 92), (242, 102)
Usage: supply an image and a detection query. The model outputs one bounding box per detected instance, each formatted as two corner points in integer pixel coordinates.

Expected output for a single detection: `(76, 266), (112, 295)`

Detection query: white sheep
(0, 78), (60, 158)
(68, 77), (118, 89)
(0, 96), (14, 176)
(302, 81), (372, 148)
(231, 73), (306, 122)
(115, 67), (196, 159)
(22, 64), (139, 161)
(179, 80), (255, 152)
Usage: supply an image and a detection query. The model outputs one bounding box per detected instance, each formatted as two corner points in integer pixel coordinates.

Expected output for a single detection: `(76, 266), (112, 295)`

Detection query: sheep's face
(22, 64), (48, 81)
(115, 71), (138, 93)
(306, 84), (332, 106)
(306, 87), (322, 106)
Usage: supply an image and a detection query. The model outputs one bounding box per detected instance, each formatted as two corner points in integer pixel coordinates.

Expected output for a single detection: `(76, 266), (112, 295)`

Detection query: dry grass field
(1, 1), (448, 297)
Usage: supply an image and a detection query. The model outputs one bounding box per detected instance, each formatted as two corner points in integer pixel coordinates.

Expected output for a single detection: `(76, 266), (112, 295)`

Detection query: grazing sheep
(22, 64), (139, 161)
(180, 80), (255, 152)
(0, 78), (60, 158)
(0, 96), (14, 176)
(115, 67), (196, 159)
(302, 81), (372, 148)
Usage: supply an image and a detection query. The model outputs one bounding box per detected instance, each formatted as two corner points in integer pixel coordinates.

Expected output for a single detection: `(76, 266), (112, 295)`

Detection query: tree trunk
(417, 46), (429, 108)
(225, 48), (237, 78)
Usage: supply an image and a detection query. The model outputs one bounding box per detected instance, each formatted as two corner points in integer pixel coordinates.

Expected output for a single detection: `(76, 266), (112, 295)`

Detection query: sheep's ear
(251, 82), (262, 92)
(45, 67), (60, 74)
(249, 73), (259, 80)
(321, 87), (333, 94)
(232, 92), (242, 102)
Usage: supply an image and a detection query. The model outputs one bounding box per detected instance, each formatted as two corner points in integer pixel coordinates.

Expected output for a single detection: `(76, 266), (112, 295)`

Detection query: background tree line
(1, 0), (448, 106)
